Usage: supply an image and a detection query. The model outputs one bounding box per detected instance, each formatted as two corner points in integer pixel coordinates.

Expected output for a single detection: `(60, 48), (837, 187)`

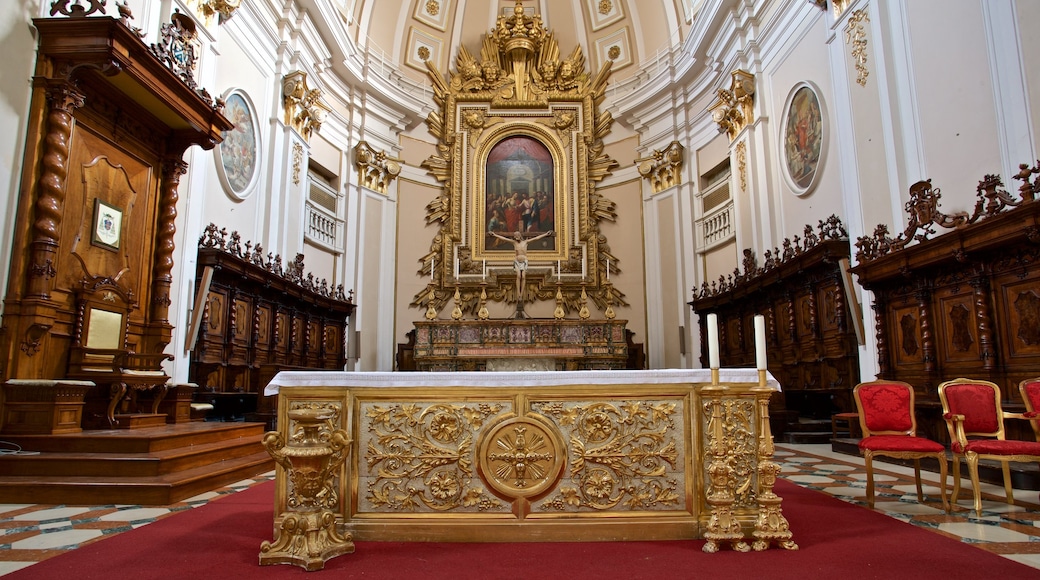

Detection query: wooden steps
(0, 422), (274, 505)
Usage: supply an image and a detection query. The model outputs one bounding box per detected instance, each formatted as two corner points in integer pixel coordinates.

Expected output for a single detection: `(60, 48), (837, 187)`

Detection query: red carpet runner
(8, 479), (1036, 579)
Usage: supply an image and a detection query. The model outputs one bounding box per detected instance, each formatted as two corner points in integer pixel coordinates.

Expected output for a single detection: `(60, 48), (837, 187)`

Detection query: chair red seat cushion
(859, 435), (945, 453)
(962, 439), (1040, 456)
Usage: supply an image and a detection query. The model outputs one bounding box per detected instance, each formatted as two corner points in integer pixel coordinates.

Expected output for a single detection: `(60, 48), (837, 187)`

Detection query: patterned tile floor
(1, 445), (1039, 575)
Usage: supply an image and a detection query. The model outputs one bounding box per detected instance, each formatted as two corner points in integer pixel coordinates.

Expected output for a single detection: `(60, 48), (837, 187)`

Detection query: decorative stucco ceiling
(343, 0), (696, 86)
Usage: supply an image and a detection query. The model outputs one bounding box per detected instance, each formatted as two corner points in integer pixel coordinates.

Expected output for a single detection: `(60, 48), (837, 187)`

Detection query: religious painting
(484, 135), (557, 253)
(781, 82), (825, 195)
(216, 89), (260, 199)
(91, 198), (123, 251)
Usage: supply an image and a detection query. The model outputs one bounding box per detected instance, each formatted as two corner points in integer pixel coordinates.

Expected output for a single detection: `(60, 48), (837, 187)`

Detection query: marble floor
(1, 444), (1039, 575)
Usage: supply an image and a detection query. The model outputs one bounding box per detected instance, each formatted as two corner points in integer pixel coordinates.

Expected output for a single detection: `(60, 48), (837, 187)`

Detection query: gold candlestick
(477, 283), (489, 320)
(451, 285), (463, 320)
(578, 284), (590, 319)
(424, 285), (438, 320)
(553, 282), (565, 319)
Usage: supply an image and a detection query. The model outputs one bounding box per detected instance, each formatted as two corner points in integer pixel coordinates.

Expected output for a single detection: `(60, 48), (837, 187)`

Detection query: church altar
(410, 319), (631, 371)
(259, 369), (796, 569)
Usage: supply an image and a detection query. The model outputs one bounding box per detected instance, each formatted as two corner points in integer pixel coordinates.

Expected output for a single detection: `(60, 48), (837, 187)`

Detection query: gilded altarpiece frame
(415, 3), (621, 315)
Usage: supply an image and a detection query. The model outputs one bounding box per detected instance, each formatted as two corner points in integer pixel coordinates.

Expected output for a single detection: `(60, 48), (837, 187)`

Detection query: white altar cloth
(264, 368), (779, 395)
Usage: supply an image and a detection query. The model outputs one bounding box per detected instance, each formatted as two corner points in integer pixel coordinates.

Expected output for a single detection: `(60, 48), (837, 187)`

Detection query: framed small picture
(91, 198), (123, 251)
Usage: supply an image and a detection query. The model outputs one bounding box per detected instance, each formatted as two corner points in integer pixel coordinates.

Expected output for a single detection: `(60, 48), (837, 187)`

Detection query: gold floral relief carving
(702, 397), (758, 509)
(735, 141), (747, 192)
(708, 70), (756, 142)
(533, 399), (683, 512)
(360, 401), (508, 513)
(291, 142), (303, 185)
(845, 9), (870, 87)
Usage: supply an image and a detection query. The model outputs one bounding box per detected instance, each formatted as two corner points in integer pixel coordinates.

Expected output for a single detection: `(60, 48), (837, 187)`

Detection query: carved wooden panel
(188, 232), (355, 396)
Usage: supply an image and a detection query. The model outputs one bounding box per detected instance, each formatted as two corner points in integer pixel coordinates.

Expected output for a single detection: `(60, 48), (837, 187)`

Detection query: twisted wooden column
(150, 158), (187, 328)
(970, 275), (996, 371)
(27, 81), (85, 299)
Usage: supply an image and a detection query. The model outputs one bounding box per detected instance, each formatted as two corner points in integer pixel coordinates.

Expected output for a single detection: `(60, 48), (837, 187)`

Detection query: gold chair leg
(950, 455), (962, 506)
(1001, 461), (1015, 505)
(967, 452), (983, 515)
(912, 458), (924, 502)
(864, 452), (875, 508)
(936, 453), (949, 513)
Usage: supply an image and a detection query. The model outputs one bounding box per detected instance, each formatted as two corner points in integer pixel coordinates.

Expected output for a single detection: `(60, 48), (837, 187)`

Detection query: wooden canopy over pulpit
(0, 8), (231, 432)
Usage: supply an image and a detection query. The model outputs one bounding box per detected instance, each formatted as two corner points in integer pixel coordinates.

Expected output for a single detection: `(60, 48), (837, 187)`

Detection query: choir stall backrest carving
(415, 0), (620, 317)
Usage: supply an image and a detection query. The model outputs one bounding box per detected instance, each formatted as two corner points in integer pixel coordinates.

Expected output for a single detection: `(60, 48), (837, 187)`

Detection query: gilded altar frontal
(415, 1), (622, 315)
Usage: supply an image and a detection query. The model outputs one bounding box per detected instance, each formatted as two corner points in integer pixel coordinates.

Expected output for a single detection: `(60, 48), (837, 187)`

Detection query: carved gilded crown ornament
(415, 0), (622, 318)
(709, 70), (756, 142)
(354, 142), (402, 195)
(282, 71), (330, 142)
(635, 141), (684, 193)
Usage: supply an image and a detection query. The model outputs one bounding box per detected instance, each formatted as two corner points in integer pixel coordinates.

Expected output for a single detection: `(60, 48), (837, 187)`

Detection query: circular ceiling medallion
(477, 414), (565, 500)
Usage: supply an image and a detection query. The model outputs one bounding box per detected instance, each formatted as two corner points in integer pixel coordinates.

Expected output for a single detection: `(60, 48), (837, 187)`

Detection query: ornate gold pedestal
(260, 407), (354, 571)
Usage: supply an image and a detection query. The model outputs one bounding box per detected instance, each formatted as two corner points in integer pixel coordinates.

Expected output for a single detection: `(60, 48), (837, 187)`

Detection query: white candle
(482, 259), (486, 281)
(454, 255), (459, 280)
(430, 256), (435, 281)
(557, 260), (561, 277)
(707, 313), (720, 369)
(754, 314), (767, 370)
(606, 258), (610, 281)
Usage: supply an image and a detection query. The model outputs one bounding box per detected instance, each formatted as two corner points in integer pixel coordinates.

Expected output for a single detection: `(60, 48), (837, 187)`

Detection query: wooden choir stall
(851, 170), (1040, 445)
(689, 216), (862, 438)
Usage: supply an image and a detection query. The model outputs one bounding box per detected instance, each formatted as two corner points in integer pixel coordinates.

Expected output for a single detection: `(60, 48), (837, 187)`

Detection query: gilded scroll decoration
(636, 141), (684, 193)
(354, 141), (402, 194)
(709, 70), (756, 142)
(282, 71), (329, 142)
(362, 402), (507, 512)
(416, 0), (620, 315)
(845, 10), (870, 87)
(533, 399), (682, 512)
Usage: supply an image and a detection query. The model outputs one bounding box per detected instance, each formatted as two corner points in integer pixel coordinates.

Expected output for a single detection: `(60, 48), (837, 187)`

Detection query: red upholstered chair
(939, 378), (1040, 515)
(1020, 378), (1040, 442)
(853, 380), (948, 511)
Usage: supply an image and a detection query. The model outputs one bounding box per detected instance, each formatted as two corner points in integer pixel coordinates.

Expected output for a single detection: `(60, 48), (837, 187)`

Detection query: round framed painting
(781, 82), (826, 196)
(216, 88), (261, 200)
